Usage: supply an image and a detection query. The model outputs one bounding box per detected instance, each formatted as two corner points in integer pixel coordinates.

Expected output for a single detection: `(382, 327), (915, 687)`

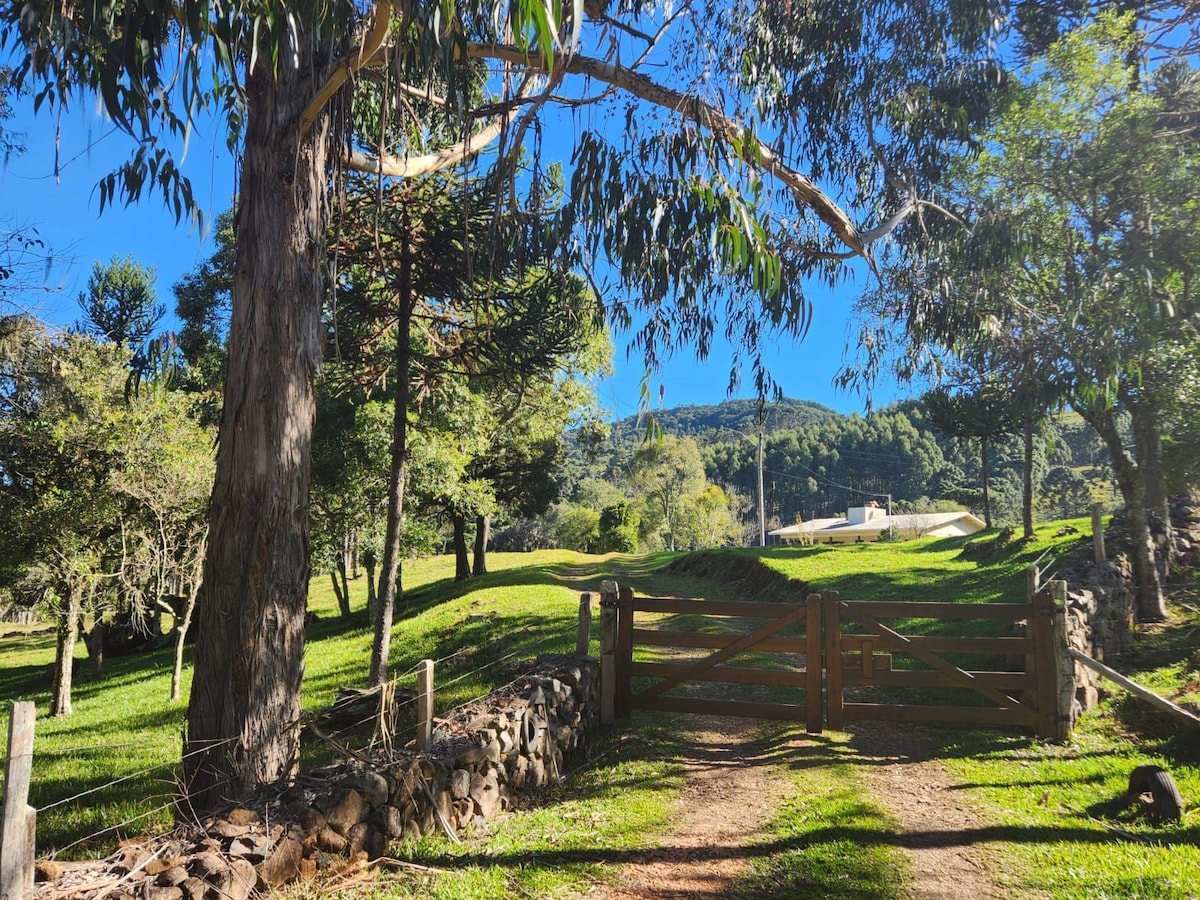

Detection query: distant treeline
(562, 398), (1113, 531)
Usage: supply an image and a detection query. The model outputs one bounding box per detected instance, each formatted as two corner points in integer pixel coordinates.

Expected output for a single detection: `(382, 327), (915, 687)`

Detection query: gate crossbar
(838, 600), (1023, 710)
(634, 603), (810, 704)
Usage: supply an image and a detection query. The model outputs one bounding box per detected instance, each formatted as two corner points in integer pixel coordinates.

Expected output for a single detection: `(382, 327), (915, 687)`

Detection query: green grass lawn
(0, 549), (614, 856)
(749, 517), (1094, 606)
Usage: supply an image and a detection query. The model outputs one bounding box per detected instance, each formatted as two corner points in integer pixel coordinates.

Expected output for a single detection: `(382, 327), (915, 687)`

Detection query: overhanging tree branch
(466, 43), (867, 258)
(343, 75), (538, 178)
(299, 0), (393, 134)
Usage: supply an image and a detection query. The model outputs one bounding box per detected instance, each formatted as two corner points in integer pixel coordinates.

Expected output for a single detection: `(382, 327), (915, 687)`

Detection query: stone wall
(1056, 495), (1199, 712)
(34, 654), (601, 900)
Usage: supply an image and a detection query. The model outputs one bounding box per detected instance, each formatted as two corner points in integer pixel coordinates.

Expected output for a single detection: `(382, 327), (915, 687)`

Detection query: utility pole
(756, 429), (766, 547)
(723, 425), (768, 547)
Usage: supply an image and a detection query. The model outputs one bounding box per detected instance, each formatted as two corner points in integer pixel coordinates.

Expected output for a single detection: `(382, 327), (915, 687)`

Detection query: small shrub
(597, 502), (640, 553)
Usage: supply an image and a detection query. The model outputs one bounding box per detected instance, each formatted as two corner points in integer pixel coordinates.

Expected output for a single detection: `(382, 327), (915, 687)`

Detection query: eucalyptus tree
(850, 18), (1200, 619)
(2, 0), (1006, 809)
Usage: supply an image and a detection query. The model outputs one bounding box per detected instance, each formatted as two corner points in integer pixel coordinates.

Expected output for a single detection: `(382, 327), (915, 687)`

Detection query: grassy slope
(3, 524), (1198, 898)
(747, 525), (1200, 900)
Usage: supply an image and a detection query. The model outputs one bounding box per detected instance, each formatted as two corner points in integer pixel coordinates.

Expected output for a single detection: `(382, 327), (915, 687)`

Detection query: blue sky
(2, 96), (905, 419)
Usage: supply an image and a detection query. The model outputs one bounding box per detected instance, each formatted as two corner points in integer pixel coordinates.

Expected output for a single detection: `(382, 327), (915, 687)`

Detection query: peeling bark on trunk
(453, 515), (472, 581)
(473, 514), (490, 576)
(183, 55), (333, 815)
(51, 585), (81, 717)
(370, 215), (413, 687)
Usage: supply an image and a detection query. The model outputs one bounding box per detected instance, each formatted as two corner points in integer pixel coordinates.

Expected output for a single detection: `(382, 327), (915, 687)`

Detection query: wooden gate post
(599, 583), (618, 725)
(416, 660), (434, 752)
(805, 594), (824, 734)
(2, 701), (36, 900)
(616, 587), (635, 719)
(576, 592), (593, 657)
(822, 591), (844, 731)
(1032, 583), (1075, 741)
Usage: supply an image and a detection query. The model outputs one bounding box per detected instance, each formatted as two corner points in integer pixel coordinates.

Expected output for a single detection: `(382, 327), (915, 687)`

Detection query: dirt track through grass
(589, 716), (797, 899)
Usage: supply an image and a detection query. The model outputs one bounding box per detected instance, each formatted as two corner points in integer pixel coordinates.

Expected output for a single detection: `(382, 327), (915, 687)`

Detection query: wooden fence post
(805, 594), (824, 734)
(1092, 503), (1105, 564)
(822, 591), (844, 731)
(576, 593), (593, 657)
(1026, 565), (1040, 600)
(2, 701), (36, 900)
(1032, 584), (1075, 741)
(416, 660), (434, 752)
(599, 584), (618, 725)
(616, 587), (635, 719)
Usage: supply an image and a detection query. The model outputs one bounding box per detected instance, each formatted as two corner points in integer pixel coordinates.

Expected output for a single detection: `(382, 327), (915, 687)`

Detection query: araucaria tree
(2, 0), (1006, 811)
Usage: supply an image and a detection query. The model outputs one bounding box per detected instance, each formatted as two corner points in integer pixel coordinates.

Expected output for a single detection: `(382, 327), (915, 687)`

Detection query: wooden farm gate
(605, 586), (824, 729)
(603, 584), (1073, 740)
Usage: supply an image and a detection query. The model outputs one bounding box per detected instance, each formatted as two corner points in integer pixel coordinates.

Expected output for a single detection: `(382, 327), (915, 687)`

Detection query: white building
(769, 504), (986, 544)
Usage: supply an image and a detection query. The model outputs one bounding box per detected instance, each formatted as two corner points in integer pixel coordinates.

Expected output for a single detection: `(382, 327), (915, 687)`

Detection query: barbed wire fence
(2, 615), (583, 872)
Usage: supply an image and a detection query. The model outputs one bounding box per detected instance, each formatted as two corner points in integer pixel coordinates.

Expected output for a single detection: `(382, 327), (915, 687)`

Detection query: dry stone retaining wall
(34, 654), (600, 899)
(1058, 495), (1200, 713)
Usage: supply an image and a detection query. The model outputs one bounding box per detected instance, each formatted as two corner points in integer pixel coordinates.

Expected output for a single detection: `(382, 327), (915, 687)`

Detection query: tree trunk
(171, 585), (199, 703)
(1137, 407), (1166, 513)
(453, 515), (472, 581)
(338, 553), (351, 614)
(1083, 405), (1167, 621)
(183, 53), (333, 815)
(370, 213), (414, 687)
(51, 584), (81, 717)
(86, 620), (106, 680)
(330, 571), (348, 617)
(473, 513), (490, 576)
(365, 557), (378, 626)
(335, 550), (351, 617)
(1022, 411), (1035, 540)
(980, 435), (992, 529)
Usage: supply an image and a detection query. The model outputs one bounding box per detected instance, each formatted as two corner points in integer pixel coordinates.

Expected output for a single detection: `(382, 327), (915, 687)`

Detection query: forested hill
(562, 396), (1110, 533)
(608, 397), (841, 441)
